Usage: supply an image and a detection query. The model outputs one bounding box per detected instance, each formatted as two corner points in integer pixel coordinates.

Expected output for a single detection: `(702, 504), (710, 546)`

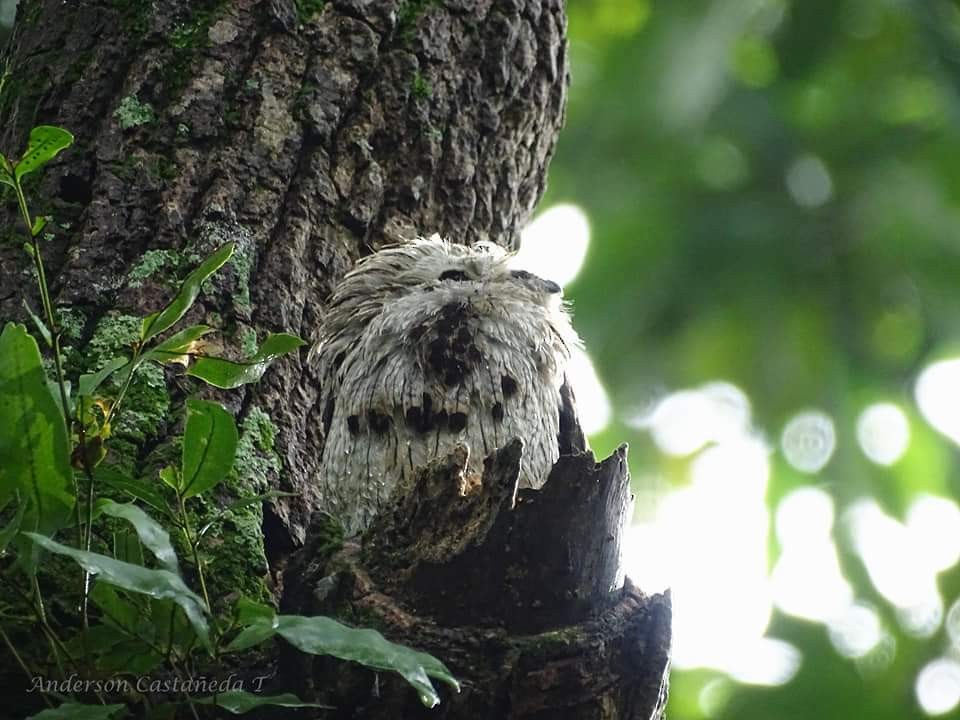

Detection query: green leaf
(0, 152), (14, 188)
(31, 215), (48, 237)
(223, 598), (278, 652)
(47, 378), (71, 420)
(90, 582), (141, 632)
(198, 490), (297, 537)
(112, 528), (144, 567)
(22, 300), (52, 347)
(0, 323), (74, 534)
(62, 622), (128, 659)
(224, 617), (278, 653)
(150, 597), (198, 652)
(194, 691), (331, 714)
(235, 596), (277, 624)
(26, 702), (126, 720)
(140, 243), (235, 342)
(97, 638), (164, 674)
(187, 333), (305, 389)
(158, 465), (179, 492)
(78, 357), (130, 397)
(94, 466), (169, 517)
(181, 398), (238, 499)
(98, 499), (180, 573)
(15, 125), (74, 181)
(142, 324), (212, 365)
(275, 615), (459, 707)
(25, 532), (211, 652)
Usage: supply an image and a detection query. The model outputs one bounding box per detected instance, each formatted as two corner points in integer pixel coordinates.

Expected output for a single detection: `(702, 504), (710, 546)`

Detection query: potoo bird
(311, 236), (581, 535)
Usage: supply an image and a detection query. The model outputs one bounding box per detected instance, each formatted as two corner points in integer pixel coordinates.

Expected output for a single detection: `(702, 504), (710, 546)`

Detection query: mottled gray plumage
(311, 236), (580, 535)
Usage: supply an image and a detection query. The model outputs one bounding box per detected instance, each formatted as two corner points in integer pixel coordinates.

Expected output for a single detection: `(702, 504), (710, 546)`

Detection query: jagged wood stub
(282, 439), (672, 719)
(364, 440), (635, 632)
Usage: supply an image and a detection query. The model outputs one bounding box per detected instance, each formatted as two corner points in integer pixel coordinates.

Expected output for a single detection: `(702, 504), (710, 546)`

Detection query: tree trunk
(0, 1), (670, 717)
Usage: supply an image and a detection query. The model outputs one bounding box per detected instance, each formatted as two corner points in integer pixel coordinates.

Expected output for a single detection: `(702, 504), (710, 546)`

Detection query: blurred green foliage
(554, 0), (960, 718)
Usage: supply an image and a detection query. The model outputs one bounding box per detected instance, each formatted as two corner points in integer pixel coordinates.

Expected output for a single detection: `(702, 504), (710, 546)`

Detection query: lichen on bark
(126, 248), (180, 288)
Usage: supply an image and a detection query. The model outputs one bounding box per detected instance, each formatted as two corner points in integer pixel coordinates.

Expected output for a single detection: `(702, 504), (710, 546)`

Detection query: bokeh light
(946, 598), (960, 648)
(853, 632), (898, 678)
(698, 678), (734, 717)
(696, 137), (749, 190)
(566, 346), (611, 435)
(780, 410), (836, 473)
(856, 402), (910, 465)
(896, 597), (943, 640)
(846, 499), (942, 610)
(785, 154), (833, 208)
(772, 488), (853, 623)
(632, 382), (751, 457)
(725, 638), (801, 686)
(906, 495), (960, 573)
(916, 359), (960, 445)
(827, 603), (883, 659)
(775, 486), (835, 545)
(916, 659), (960, 716)
(622, 382), (798, 684)
(515, 203), (590, 288)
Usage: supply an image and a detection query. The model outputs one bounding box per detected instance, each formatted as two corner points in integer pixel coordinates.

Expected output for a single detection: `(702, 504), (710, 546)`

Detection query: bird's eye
(511, 269), (562, 294)
(439, 269), (468, 281)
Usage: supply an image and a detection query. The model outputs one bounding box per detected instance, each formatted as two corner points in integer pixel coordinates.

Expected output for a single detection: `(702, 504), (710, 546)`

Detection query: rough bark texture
(1, 0), (670, 717)
(0, 0), (568, 547)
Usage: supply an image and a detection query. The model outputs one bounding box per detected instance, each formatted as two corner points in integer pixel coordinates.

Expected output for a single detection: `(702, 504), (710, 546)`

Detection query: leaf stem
(166, 602), (178, 663)
(14, 182), (69, 432)
(177, 492), (212, 615)
(79, 446), (97, 637)
(14, 180), (91, 659)
(102, 343), (142, 429)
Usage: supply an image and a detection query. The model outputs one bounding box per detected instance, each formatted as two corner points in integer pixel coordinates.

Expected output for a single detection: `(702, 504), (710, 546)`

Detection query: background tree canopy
(535, 0), (960, 718)
(3, 0), (960, 718)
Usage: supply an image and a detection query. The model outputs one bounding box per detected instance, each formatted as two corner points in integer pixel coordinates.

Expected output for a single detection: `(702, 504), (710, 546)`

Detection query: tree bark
(1, 0), (569, 547)
(0, 0), (670, 717)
